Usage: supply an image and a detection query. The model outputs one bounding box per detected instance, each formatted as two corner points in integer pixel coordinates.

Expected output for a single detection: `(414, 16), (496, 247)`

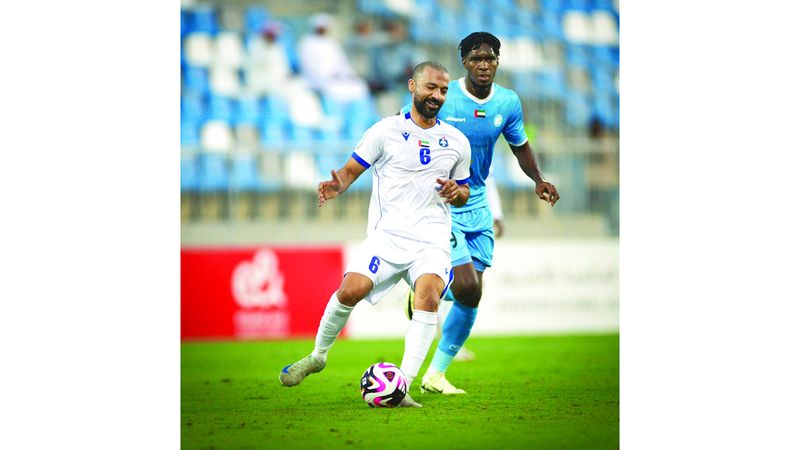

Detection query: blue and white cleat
(279, 355), (326, 387)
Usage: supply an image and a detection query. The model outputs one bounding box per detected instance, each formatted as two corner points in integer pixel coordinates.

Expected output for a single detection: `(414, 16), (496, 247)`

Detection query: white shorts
(345, 234), (454, 305)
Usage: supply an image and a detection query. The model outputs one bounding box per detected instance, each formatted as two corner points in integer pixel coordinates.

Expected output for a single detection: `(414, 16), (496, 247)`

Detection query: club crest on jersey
(418, 140), (430, 148)
(474, 109), (486, 118)
(438, 137), (449, 147)
(401, 131), (410, 141)
(494, 114), (503, 127)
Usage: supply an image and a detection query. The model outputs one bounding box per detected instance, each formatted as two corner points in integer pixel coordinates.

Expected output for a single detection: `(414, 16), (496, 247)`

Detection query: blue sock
(430, 301), (477, 373)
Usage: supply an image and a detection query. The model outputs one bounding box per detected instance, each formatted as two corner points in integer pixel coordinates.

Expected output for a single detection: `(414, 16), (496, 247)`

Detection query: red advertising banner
(181, 246), (345, 340)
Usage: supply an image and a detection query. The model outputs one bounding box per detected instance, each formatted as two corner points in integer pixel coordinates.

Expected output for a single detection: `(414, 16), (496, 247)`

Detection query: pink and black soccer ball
(360, 362), (408, 408)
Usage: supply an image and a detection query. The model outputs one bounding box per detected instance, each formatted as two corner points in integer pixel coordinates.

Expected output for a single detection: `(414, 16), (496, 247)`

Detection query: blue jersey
(402, 78), (528, 211)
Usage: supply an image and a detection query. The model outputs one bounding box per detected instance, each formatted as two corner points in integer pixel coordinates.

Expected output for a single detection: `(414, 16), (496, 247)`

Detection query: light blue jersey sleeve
(502, 93), (528, 147)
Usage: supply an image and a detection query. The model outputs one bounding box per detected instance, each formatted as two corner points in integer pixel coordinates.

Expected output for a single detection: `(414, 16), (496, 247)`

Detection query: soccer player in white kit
(279, 61), (472, 407)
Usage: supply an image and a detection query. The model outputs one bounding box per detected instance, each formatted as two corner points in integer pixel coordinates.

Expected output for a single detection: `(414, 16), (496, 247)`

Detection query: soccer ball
(360, 362), (408, 408)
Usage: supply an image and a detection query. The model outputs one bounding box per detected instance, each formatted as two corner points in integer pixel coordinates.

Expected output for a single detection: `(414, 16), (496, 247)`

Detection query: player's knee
(336, 274), (372, 306)
(452, 278), (481, 307)
(413, 288), (439, 312)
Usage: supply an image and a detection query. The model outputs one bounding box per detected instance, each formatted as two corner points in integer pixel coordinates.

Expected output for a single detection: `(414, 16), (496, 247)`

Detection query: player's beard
(413, 93), (441, 119)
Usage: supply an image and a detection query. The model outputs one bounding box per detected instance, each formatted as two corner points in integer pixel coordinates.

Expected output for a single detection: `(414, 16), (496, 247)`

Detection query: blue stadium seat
(208, 95), (233, 123)
(539, 0), (564, 14)
(183, 67), (210, 94)
(541, 10), (563, 39)
(191, 6), (218, 35)
(244, 6), (270, 35)
(534, 69), (568, 101)
(565, 92), (592, 129)
(181, 118), (200, 147)
(259, 119), (288, 148)
(592, 93), (618, 129)
(229, 154), (263, 192)
(181, 89), (206, 123)
(566, 44), (592, 69)
(590, 67), (616, 96)
(181, 152), (199, 191)
(197, 153), (229, 192)
(232, 96), (261, 127)
(181, 9), (191, 38)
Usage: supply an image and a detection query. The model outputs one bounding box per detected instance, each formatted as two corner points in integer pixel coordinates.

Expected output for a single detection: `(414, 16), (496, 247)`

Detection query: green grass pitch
(182, 334), (618, 449)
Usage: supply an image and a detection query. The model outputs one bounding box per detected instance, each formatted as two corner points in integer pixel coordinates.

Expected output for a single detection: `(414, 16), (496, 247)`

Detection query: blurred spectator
(244, 21), (291, 97)
(345, 19), (384, 93)
(297, 13), (369, 102)
(371, 20), (417, 93)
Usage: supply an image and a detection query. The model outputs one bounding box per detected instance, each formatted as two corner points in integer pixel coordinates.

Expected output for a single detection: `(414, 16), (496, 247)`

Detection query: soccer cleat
(405, 288), (414, 320)
(453, 346), (476, 362)
(421, 370), (466, 394)
(279, 355), (326, 387)
(398, 392), (423, 408)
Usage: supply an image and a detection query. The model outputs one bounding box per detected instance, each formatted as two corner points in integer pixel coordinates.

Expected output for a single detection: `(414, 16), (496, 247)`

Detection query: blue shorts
(450, 205), (494, 272)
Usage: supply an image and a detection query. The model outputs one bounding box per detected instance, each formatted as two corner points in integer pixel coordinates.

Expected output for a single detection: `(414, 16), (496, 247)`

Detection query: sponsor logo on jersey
(401, 131), (410, 141)
(445, 116), (466, 122)
(438, 137), (449, 147)
(494, 114), (503, 127)
(418, 140), (430, 148)
(474, 109), (486, 118)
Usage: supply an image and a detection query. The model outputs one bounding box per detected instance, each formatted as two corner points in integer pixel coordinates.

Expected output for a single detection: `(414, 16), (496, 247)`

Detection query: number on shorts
(419, 148), (431, 165)
(450, 232), (457, 249)
(368, 256), (380, 274)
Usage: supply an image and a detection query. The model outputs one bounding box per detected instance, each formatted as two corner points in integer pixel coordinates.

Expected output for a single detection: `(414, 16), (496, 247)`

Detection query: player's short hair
(459, 32), (501, 59)
(411, 61), (449, 82)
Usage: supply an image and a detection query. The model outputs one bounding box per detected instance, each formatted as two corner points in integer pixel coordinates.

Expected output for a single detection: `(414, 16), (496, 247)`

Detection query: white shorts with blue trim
(346, 232), (454, 305)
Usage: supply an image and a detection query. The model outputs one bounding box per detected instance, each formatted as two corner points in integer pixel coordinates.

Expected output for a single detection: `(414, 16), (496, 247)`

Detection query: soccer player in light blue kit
(404, 32), (560, 394)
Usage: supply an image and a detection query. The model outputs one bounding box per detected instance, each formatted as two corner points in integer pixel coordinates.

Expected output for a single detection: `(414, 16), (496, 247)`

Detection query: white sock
(400, 309), (438, 386)
(311, 292), (353, 362)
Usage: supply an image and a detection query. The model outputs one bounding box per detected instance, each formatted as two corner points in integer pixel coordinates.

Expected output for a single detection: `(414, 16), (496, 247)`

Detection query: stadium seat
(259, 119), (288, 148)
(190, 6), (218, 35)
(244, 6), (271, 35)
(197, 153), (229, 192)
(534, 69), (568, 101)
(207, 95), (233, 123)
(209, 66), (241, 97)
(562, 11), (592, 44)
(229, 153), (264, 192)
(183, 32), (214, 67)
(183, 67), (210, 94)
(213, 32), (245, 68)
(181, 118), (200, 148)
(565, 92), (592, 129)
(200, 120), (234, 153)
(591, 10), (619, 45)
(233, 96), (261, 127)
(181, 150), (199, 191)
(282, 151), (319, 190)
(181, 89), (206, 123)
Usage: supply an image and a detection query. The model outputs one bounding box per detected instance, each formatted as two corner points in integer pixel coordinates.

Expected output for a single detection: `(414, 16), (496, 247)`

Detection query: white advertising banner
(345, 238), (619, 338)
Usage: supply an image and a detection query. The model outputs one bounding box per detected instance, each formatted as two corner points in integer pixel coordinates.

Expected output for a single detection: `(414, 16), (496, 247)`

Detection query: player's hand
(436, 178), (460, 204)
(536, 181), (559, 206)
(493, 219), (505, 238)
(318, 169), (343, 207)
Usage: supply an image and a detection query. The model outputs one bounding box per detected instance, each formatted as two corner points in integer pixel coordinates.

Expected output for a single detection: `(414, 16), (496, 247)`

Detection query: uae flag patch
(418, 140), (430, 148)
(474, 109), (486, 118)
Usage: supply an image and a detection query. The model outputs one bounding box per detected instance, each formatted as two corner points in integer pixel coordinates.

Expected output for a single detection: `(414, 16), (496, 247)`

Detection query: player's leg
(422, 208), (494, 393)
(397, 252), (449, 407)
(279, 272), (372, 387)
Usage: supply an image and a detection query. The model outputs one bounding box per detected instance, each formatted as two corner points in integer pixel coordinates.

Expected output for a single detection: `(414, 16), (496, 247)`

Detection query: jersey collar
(458, 77), (495, 105)
(404, 111), (440, 128)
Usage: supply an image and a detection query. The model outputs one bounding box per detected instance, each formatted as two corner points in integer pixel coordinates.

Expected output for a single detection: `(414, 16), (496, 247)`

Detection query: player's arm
(437, 179), (469, 207)
(509, 141), (559, 206)
(317, 157), (367, 207)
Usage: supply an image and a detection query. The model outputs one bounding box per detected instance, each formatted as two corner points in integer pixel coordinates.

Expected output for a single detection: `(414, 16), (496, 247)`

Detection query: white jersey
(351, 112), (471, 263)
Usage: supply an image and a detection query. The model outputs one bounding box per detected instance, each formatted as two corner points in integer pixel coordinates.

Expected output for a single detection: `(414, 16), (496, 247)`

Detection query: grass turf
(182, 334), (618, 449)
